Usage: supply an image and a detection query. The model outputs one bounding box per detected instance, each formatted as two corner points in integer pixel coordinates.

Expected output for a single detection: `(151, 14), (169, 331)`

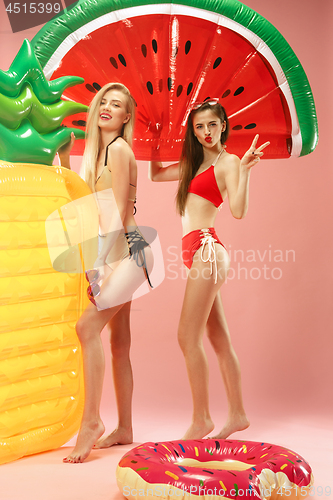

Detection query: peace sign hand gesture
(240, 134), (270, 169)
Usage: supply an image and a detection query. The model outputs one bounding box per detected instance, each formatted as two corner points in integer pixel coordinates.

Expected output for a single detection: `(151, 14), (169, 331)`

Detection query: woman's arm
(107, 140), (131, 223)
(225, 135), (269, 219)
(149, 160), (180, 182)
(57, 132), (75, 169)
(95, 140), (131, 267)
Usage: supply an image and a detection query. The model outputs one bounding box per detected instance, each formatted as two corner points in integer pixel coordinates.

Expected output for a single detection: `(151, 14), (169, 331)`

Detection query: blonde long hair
(82, 83), (135, 192)
(176, 103), (229, 216)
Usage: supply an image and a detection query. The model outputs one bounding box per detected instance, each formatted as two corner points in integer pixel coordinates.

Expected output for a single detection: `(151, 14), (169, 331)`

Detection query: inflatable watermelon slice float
(32, 0), (318, 161)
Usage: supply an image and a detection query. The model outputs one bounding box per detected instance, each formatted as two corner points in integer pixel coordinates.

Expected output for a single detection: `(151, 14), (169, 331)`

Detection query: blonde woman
(149, 100), (269, 440)
(61, 83), (153, 463)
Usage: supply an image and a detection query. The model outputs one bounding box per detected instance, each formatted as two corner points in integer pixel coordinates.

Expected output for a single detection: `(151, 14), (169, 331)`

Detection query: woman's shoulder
(107, 137), (134, 163)
(216, 150), (240, 173)
(109, 136), (131, 153)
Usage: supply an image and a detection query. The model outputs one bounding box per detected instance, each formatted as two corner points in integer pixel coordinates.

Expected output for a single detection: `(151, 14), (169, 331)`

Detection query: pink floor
(1, 412), (331, 500)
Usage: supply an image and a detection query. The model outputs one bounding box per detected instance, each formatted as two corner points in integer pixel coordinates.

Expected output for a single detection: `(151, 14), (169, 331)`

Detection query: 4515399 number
(260, 486), (331, 497)
(5, 3), (61, 14)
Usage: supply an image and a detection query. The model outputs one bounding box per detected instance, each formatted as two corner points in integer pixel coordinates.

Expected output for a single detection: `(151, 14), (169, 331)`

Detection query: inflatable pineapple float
(0, 40), (97, 464)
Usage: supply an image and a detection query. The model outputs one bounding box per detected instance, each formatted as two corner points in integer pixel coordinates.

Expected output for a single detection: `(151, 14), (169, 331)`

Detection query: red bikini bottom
(181, 228), (225, 283)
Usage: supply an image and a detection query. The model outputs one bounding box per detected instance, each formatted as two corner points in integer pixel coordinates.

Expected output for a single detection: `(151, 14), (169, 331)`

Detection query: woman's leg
(179, 244), (229, 440)
(94, 301), (134, 448)
(206, 292), (250, 439)
(63, 301), (124, 463)
(64, 249), (153, 463)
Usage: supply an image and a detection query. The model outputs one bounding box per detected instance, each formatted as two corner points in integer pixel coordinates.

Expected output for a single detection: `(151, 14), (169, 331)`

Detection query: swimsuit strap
(102, 135), (137, 215)
(104, 135), (122, 166)
(131, 190), (137, 216)
(211, 148), (224, 167)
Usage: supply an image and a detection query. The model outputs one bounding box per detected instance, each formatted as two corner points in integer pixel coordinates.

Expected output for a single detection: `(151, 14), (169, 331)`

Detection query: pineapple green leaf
(0, 39), (84, 104)
(0, 84), (87, 133)
(0, 120), (85, 165)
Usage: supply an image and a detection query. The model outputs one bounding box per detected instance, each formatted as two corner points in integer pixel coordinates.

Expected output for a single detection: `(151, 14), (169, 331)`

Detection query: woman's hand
(57, 132), (76, 169)
(93, 256), (108, 281)
(240, 134), (270, 170)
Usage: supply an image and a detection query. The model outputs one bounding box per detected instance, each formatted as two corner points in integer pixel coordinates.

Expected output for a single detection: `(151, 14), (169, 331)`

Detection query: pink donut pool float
(116, 439), (313, 499)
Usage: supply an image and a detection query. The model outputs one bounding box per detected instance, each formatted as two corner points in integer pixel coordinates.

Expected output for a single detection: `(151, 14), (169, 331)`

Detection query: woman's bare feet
(63, 419), (105, 463)
(182, 418), (214, 440)
(211, 414), (250, 440)
(94, 426), (133, 449)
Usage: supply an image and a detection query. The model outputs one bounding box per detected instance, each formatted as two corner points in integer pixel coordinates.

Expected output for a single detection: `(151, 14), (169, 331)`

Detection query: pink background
(0, 0), (332, 497)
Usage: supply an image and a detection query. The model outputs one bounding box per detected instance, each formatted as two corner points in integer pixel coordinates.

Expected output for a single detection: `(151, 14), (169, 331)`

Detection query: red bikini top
(188, 151), (224, 209)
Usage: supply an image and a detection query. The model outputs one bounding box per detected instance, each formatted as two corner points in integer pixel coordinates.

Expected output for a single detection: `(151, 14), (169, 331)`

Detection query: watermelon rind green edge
(31, 0), (318, 157)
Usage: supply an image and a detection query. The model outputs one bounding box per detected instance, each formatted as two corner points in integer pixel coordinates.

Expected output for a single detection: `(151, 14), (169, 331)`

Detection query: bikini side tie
(200, 229), (218, 284)
(125, 229), (153, 288)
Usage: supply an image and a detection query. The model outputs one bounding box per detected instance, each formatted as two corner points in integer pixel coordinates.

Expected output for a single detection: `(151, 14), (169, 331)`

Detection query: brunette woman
(149, 100), (269, 440)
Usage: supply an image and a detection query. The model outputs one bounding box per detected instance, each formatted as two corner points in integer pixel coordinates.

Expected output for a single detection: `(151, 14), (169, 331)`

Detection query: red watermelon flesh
(54, 13), (291, 160)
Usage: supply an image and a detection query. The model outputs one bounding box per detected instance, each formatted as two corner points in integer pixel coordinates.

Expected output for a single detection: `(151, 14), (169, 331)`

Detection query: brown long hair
(176, 103), (229, 216)
(82, 83), (135, 192)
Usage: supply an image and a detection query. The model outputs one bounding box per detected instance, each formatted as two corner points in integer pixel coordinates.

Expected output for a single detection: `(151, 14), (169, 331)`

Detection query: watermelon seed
(177, 85), (183, 97)
(232, 123), (257, 131)
(168, 78), (172, 91)
(234, 86), (244, 96)
(85, 83), (97, 93)
(152, 39), (158, 53)
(110, 57), (118, 69)
(118, 54), (127, 67)
(141, 44), (147, 58)
(72, 120), (86, 127)
(147, 81), (153, 95)
(213, 57), (222, 69)
(93, 82), (101, 91)
(185, 40), (191, 54)
(222, 89), (231, 98)
(187, 82), (193, 95)
(173, 46), (179, 58)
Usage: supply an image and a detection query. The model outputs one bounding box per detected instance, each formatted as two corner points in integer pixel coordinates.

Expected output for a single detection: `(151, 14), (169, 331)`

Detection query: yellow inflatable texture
(0, 160), (96, 464)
